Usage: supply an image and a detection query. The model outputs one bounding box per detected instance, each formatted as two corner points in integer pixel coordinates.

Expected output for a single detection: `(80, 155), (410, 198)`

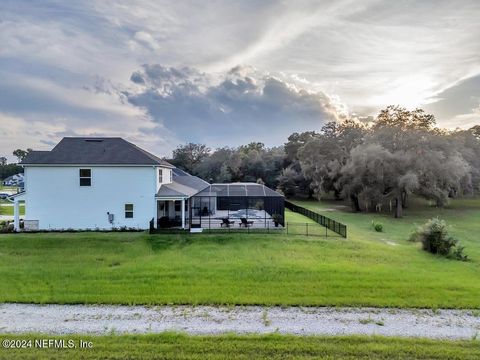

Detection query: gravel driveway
(1, 304), (479, 339)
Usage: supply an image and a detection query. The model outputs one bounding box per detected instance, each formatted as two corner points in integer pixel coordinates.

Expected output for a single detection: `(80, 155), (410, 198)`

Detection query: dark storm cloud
(1, 1), (479, 160)
(126, 65), (340, 146)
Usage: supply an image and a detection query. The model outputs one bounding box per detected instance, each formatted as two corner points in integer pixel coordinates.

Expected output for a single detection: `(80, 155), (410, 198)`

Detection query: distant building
(2, 173), (24, 186)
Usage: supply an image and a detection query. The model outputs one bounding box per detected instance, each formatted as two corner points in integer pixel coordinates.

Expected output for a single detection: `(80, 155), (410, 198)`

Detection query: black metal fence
(285, 200), (347, 238)
(149, 221), (337, 237)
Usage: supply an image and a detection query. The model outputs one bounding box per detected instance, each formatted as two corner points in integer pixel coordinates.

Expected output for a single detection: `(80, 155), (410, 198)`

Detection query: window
(158, 169), (163, 183)
(79, 169), (91, 186)
(169, 170), (172, 183)
(175, 200), (181, 212)
(125, 204), (134, 218)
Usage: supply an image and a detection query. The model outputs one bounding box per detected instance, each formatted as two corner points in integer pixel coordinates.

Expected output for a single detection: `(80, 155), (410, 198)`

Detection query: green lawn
(0, 185), (17, 192)
(1, 334), (479, 360)
(292, 197), (480, 262)
(284, 209), (319, 224)
(0, 204), (25, 216)
(0, 198), (479, 308)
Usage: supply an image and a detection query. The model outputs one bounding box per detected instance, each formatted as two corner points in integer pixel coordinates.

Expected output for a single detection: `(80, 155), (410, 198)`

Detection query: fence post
(285, 200), (346, 238)
(149, 218), (154, 234)
(306, 223), (308, 237)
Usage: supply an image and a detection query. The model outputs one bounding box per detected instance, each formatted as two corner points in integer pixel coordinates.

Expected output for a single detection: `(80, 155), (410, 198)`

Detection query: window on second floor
(159, 169), (163, 183)
(125, 204), (134, 218)
(79, 169), (91, 186)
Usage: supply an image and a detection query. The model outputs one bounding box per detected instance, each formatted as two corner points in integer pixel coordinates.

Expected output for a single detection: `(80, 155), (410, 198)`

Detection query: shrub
(451, 245), (468, 262)
(0, 221), (14, 233)
(410, 218), (468, 261)
(371, 221), (383, 232)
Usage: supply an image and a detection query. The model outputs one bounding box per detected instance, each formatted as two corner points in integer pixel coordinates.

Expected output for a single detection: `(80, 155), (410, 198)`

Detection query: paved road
(1, 304), (479, 339)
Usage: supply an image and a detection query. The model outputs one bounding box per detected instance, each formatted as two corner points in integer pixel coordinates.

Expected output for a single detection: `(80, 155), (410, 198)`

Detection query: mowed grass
(1, 334), (479, 360)
(0, 204), (25, 216)
(293, 197), (480, 262)
(284, 209), (318, 224)
(0, 198), (479, 308)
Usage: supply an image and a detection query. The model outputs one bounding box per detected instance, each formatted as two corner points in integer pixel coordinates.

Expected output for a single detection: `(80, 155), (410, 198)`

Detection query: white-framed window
(125, 204), (134, 218)
(79, 169), (91, 186)
(169, 170), (172, 182)
(159, 169), (163, 183)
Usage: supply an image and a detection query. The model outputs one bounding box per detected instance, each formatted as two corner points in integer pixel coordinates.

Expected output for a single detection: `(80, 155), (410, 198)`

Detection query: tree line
(170, 106), (480, 218)
(3, 107), (479, 218)
(0, 149), (31, 181)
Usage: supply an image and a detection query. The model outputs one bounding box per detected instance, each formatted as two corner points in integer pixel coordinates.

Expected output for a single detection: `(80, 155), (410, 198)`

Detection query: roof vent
(85, 139), (104, 142)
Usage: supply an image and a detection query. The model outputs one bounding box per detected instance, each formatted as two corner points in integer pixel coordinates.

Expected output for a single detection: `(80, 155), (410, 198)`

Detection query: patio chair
(201, 207), (212, 216)
(239, 217), (254, 227)
(220, 218), (235, 228)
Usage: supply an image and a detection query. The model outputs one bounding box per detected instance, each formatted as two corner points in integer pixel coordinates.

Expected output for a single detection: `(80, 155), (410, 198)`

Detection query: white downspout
(13, 198), (20, 232)
(181, 198), (186, 229)
(153, 166), (157, 229)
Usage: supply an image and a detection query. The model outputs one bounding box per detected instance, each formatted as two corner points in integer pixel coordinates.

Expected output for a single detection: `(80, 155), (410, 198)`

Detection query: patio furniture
(201, 206), (212, 216)
(157, 216), (182, 228)
(220, 218), (235, 227)
(158, 216), (170, 228)
(239, 217), (254, 227)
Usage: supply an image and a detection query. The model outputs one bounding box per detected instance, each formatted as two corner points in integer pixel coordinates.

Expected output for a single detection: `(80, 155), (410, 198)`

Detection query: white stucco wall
(156, 167), (172, 191)
(23, 165), (160, 230)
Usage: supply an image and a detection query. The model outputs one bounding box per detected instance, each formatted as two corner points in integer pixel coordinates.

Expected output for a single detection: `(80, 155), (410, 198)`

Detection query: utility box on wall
(23, 220), (39, 231)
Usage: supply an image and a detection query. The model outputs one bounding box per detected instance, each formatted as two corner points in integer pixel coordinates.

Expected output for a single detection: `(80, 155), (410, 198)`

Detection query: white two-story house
(12, 137), (208, 231)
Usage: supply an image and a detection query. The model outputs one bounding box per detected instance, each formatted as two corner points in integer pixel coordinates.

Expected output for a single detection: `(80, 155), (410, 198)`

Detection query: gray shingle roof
(156, 184), (189, 197)
(172, 168), (190, 176)
(20, 138), (173, 167)
(174, 174), (209, 191)
(20, 151), (50, 164)
(156, 173), (209, 198)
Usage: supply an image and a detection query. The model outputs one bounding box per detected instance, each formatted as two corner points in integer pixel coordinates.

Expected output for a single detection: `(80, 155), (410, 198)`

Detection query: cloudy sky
(1, 0), (479, 160)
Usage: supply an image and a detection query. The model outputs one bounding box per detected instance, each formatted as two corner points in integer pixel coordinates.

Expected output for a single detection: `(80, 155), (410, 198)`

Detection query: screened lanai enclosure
(189, 183), (285, 229)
